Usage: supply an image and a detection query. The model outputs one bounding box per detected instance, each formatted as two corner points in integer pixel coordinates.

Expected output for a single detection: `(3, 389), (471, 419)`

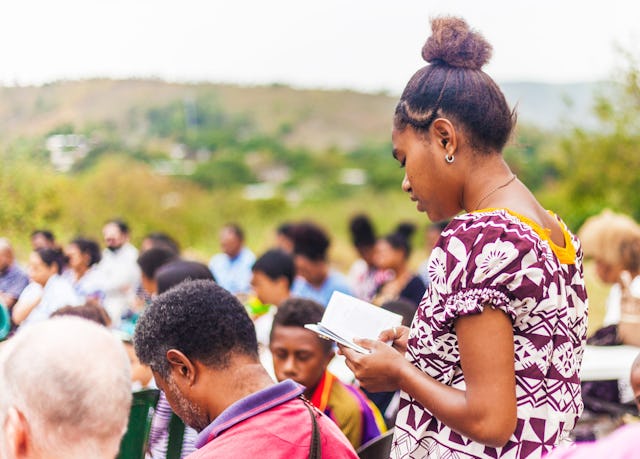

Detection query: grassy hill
(0, 78), (606, 150)
(0, 79), (398, 151)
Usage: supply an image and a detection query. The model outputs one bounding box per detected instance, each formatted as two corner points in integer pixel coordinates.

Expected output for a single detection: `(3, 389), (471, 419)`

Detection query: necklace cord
(473, 174), (517, 211)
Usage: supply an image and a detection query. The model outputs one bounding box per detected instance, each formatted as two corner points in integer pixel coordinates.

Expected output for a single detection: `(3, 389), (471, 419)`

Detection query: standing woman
(339, 17), (588, 458)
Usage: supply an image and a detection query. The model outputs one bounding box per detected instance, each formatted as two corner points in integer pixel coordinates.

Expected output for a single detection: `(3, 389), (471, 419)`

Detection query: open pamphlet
(304, 291), (403, 354)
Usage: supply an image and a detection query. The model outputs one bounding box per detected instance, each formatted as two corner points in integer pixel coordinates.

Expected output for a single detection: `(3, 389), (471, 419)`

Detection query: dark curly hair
(270, 297), (333, 355)
(394, 16), (515, 153)
(349, 214), (377, 249)
(252, 249), (295, 287)
(133, 279), (258, 378)
(69, 237), (102, 267)
(34, 247), (66, 273)
(383, 222), (416, 259)
(291, 222), (330, 262)
(137, 247), (178, 280)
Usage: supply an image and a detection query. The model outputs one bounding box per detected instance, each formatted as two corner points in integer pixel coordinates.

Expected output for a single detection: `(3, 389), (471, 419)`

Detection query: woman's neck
(74, 265), (88, 279)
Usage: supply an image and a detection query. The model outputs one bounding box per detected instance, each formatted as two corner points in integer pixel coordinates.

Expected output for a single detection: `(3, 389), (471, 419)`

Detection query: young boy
(269, 297), (386, 449)
(251, 249), (295, 346)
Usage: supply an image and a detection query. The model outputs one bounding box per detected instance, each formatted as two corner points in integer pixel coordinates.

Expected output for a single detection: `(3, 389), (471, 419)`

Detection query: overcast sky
(1, 0), (638, 93)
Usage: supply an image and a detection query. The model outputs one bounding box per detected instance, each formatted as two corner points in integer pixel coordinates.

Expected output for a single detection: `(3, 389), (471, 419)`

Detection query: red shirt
(188, 379), (357, 459)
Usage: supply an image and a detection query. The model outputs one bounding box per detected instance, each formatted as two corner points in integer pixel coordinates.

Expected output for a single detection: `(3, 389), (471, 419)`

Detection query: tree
(545, 48), (640, 229)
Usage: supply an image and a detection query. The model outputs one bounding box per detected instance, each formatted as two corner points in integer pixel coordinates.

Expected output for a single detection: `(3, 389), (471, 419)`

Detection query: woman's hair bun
(395, 222), (416, 240)
(422, 16), (492, 70)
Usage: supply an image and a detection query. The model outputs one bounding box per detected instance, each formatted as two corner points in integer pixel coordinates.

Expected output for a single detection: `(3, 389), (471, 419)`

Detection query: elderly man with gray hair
(0, 317), (132, 459)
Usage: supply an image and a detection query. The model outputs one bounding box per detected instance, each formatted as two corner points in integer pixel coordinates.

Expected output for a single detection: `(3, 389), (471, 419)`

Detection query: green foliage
(546, 48), (640, 229)
(191, 155), (256, 188)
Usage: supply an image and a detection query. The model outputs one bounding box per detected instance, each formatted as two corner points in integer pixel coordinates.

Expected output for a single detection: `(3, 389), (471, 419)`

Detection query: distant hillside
(0, 79), (608, 151)
(500, 81), (612, 131)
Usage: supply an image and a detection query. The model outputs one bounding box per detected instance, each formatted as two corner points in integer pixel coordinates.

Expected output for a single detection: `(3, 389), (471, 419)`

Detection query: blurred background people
(290, 221), (352, 306)
(250, 248), (295, 346)
(208, 223), (255, 295)
(0, 317), (132, 459)
(62, 237), (105, 305)
(0, 238), (29, 310)
(372, 222), (426, 309)
(137, 247), (179, 297)
(12, 247), (81, 327)
(139, 231), (181, 255)
(274, 222), (295, 254)
(347, 214), (390, 302)
(579, 210), (640, 339)
(29, 229), (56, 250)
(97, 219), (141, 326)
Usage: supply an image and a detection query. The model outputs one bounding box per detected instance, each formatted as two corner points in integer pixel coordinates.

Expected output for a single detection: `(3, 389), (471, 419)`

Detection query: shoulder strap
(302, 397), (322, 459)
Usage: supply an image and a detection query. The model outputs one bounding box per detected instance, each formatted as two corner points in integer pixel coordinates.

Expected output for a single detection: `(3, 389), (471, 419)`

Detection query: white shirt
(96, 243), (141, 325)
(21, 275), (82, 327)
(603, 275), (640, 326)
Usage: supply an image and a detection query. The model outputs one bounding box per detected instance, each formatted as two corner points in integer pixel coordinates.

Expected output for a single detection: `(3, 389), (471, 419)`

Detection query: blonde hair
(578, 209), (640, 273)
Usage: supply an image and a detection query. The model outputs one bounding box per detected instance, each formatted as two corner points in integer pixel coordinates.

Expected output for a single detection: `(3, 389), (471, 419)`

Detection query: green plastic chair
(0, 303), (10, 341)
(117, 389), (160, 459)
(166, 412), (186, 459)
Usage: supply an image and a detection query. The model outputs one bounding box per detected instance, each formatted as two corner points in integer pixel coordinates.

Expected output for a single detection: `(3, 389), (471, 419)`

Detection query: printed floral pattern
(391, 210), (588, 459)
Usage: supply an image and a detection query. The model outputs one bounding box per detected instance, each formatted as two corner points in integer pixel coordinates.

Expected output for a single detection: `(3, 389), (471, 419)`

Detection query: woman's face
(392, 126), (458, 222)
(28, 252), (57, 286)
(64, 244), (88, 271)
(374, 239), (405, 270)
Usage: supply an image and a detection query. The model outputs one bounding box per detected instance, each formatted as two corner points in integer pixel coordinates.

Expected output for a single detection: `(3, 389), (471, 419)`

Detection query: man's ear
(5, 407), (30, 458)
(166, 349), (197, 386)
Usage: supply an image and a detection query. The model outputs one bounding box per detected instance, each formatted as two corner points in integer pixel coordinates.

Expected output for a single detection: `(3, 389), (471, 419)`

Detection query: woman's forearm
(12, 297), (40, 324)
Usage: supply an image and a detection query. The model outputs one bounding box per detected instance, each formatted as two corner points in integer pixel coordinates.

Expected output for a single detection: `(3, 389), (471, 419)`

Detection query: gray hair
(0, 317), (132, 458)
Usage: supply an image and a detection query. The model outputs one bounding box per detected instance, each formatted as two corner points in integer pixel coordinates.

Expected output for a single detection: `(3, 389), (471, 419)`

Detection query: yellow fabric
(475, 208), (577, 265)
(327, 377), (364, 449)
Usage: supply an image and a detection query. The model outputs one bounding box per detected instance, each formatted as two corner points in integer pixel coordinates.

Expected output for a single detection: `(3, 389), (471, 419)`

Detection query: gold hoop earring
(445, 154), (455, 164)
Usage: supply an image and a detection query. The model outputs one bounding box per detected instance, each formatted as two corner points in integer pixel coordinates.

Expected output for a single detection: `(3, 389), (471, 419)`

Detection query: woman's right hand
(378, 325), (410, 354)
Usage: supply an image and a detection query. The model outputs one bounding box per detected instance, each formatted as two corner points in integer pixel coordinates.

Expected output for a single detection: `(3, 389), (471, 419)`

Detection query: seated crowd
(0, 215), (433, 458)
(1, 213), (639, 458)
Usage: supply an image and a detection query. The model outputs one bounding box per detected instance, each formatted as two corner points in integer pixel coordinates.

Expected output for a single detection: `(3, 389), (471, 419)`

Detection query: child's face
(124, 342), (153, 388)
(269, 325), (333, 394)
(251, 271), (286, 306)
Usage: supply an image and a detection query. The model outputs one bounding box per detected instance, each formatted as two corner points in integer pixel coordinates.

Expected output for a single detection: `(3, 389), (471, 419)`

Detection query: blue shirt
(291, 270), (353, 307)
(0, 264), (29, 303)
(208, 247), (255, 294)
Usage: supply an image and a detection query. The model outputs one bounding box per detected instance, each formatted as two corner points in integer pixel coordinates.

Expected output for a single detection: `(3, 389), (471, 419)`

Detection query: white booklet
(304, 291), (403, 353)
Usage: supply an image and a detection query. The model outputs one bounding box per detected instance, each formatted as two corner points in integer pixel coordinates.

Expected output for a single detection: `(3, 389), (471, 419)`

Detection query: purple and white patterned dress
(391, 209), (588, 459)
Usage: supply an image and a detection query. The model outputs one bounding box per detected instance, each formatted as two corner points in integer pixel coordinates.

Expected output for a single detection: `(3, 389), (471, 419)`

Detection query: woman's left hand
(338, 338), (408, 392)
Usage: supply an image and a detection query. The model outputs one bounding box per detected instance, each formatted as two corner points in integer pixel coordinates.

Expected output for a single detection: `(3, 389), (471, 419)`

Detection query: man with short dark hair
(134, 279), (357, 459)
(208, 223), (255, 295)
(30, 230), (56, 250)
(97, 219), (141, 325)
(290, 222), (352, 306)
